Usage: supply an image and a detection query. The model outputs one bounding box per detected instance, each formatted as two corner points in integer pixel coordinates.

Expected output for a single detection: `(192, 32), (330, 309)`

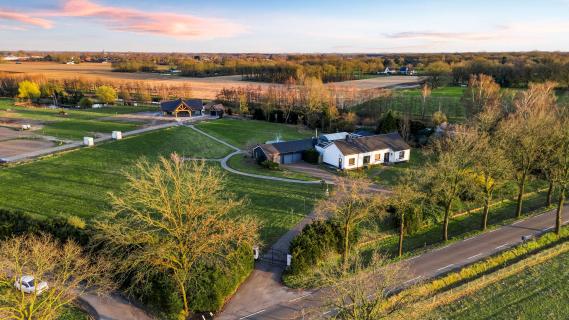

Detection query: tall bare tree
(498, 82), (557, 218)
(420, 83), (431, 120)
(390, 174), (424, 256)
(316, 177), (382, 268)
(463, 74), (501, 119)
(548, 111), (569, 234)
(302, 77), (329, 128)
(0, 234), (112, 320)
(424, 126), (479, 241)
(471, 131), (512, 230)
(95, 155), (257, 318)
(318, 252), (408, 320)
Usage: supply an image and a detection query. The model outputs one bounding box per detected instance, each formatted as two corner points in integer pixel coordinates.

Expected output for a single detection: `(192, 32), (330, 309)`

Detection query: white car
(14, 276), (48, 295)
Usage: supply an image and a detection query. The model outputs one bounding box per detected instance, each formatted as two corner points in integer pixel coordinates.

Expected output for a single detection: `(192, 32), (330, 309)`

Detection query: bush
(302, 148), (319, 164)
(376, 110), (399, 133)
(0, 209), (91, 246)
(78, 97), (93, 108)
(432, 111), (448, 126)
(261, 160), (280, 170)
(288, 220), (360, 276)
(133, 244), (253, 317)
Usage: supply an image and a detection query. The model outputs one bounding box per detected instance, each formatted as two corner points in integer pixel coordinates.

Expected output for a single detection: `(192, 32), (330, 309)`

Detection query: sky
(0, 0), (569, 53)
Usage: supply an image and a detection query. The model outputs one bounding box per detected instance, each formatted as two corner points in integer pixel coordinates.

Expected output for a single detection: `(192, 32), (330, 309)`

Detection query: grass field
(0, 98), (157, 140)
(0, 125), (322, 245)
(353, 88), (467, 123)
(428, 248), (569, 319)
(196, 118), (314, 148)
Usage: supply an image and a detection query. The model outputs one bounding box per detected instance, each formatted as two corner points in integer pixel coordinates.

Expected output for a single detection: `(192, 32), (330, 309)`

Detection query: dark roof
(334, 132), (410, 156)
(160, 98), (203, 112)
(204, 103), (225, 111)
(257, 138), (315, 156)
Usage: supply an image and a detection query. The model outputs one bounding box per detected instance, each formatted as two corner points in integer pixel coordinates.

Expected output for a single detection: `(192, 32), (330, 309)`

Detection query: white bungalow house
(319, 132), (410, 170)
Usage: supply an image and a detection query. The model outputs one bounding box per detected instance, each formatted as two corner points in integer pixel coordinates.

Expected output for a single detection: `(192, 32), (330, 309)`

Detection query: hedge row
(288, 220), (358, 275)
(134, 244), (253, 318)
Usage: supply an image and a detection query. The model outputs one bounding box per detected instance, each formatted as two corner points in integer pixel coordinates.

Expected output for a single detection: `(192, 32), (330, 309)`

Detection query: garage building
(253, 139), (315, 164)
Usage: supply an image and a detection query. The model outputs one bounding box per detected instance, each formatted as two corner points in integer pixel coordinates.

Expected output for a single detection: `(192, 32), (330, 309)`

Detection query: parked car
(14, 276), (48, 295)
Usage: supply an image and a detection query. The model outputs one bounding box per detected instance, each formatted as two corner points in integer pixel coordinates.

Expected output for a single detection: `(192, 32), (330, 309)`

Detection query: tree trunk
(546, 180), (554, 207)
(343, 223), (350, 268)
(516, 175), (526, 218)
(443, 201), (452, 241)
(398, 214), (405, 257)
(176, 278), (190, 318)
(481, 191), (491, 231)
(556, 188), (565, 235)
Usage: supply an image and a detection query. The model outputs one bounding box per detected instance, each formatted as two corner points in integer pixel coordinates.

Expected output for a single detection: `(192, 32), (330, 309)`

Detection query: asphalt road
(230, 205), (568, 320)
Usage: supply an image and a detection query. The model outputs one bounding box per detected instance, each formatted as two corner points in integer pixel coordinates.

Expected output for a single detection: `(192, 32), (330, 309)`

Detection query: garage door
(282, 152), (303, 164)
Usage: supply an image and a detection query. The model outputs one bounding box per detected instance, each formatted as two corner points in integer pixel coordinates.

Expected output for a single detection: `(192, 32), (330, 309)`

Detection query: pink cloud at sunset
(0, 10), (53, 29)
(0, 0), (244, 39)
(57, 0), (245, 38)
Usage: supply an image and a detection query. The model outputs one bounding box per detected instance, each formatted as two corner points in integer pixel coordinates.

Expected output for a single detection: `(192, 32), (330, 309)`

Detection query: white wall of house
(321, 146), (411, 170)
(321, 144), (343, 168)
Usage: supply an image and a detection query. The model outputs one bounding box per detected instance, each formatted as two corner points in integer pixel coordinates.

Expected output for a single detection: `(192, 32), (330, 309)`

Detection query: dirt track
(0, 139), (56, 158)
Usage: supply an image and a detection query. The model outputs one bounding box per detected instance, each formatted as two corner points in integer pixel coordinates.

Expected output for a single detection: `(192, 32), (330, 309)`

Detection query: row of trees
(0, 73), (193, 106)
(16, 80), (118, 105)
(103, 51), (569, 87)
(302, 75), (567, 272)
(396, 76), (569, 250)
(0, 157), (258, 319)
(217, 78), (386, 131)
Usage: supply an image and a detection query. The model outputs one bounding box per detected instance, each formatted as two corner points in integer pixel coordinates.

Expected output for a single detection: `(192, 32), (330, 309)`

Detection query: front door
(363, 155), (370, 166)
(384, 152), (390, 163)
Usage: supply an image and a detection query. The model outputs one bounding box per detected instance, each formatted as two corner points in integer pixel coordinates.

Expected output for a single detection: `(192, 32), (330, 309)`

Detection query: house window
(348, 158), (355, 166)
(374, 153), (381, 162)
(399, 151), (405, 160)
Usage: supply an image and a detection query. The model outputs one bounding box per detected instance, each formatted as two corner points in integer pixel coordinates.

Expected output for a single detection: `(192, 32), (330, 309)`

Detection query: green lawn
(0, 125), (322, 245)
(364, 149), (430, 187)
(0, 98), (158, 140)
(227, 153), (316, 181)
(0, 126), (232, 219)
(224, 168), (323, 245)
(428, 248), (569, 319)
(196, 118), (313, 148)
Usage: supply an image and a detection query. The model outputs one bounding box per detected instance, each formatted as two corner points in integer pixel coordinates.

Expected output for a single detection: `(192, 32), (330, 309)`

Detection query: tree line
(216, 77), (387, 131)
(0, 73), (193, 106)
